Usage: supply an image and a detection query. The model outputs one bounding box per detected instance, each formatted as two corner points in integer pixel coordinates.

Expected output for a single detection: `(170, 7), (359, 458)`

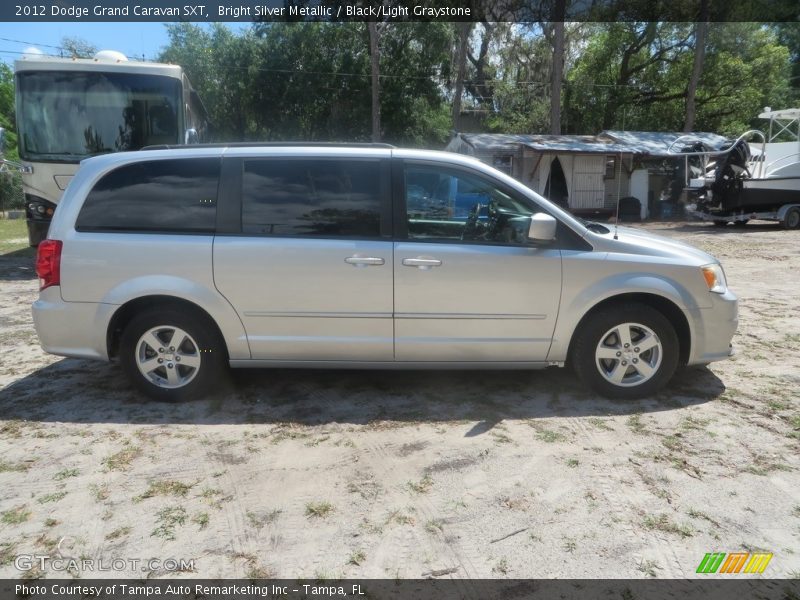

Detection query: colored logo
(696, 552), (773, 574)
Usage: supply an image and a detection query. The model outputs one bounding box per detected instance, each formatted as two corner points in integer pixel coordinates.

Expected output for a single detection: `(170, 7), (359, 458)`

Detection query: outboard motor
(709, 139), (751, 210)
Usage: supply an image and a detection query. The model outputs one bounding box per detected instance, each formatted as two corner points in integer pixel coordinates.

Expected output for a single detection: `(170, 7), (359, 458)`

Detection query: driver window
(405, 165), (535, 244)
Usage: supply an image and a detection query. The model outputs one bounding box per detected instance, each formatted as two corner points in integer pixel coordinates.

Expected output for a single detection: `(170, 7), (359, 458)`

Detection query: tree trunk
(684, 2), (709, 132)
(452, 23), (471, 132)
(368, 22), (381, 143)
(550, 21), (565, 135)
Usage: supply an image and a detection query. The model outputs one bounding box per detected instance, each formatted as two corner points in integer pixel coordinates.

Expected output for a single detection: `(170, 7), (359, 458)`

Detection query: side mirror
(528, 212), (557, 243)
(184, 128), (199, 145)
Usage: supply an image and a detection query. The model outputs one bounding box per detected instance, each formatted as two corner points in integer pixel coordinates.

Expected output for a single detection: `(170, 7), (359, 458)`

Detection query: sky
(0, 22), (248, 66)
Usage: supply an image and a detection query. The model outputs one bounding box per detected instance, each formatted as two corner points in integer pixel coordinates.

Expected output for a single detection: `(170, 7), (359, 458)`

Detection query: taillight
(35, 239), (62, 291)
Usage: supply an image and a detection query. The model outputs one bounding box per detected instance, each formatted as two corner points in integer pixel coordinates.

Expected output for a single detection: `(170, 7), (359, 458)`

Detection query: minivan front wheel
(571, 303), (679, 399)
(120, 309), (226, 401)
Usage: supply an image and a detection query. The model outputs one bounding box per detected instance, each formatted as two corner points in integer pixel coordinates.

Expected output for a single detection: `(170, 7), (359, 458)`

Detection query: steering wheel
(461, 203), (484, 241)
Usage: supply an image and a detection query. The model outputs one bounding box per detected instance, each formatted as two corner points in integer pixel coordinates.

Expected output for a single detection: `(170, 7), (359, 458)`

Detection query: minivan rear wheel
(119, 309), (226, 401)
(571, 303), (679, 399)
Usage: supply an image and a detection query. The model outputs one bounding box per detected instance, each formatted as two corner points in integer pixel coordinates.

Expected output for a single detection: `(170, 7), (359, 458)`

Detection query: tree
(684, 0), (709, 132)
(565, 23), (790, 135)
(0, 63), (23, 210)
(61, 36), (98, 59)
(452, 22), (471, 132)
(160, 22), (453, 146)
(368, 22), (382, 142)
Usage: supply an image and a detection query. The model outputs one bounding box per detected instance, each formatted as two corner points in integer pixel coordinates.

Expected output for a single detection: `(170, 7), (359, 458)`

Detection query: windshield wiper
(579, 219), (611, 234)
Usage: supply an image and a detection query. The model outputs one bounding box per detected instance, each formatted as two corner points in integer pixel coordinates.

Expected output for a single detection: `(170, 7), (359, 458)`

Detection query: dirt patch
(0, 221), (798, 579)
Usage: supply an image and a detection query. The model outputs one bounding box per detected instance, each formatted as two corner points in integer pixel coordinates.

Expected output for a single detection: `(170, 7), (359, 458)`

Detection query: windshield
(17, 71), (181, 162)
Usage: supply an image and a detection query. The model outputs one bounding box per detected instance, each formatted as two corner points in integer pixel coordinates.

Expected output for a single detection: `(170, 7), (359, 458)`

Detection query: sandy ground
(0, 221), (798, 580)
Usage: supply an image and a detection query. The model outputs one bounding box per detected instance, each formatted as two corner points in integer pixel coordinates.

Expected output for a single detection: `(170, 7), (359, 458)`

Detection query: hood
(587, 225), (718, 266)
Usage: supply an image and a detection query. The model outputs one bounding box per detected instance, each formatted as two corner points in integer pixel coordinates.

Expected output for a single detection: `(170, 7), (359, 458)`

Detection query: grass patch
(638, 559), (660, 577)
(151, 506), (187, 541)
(37, 492), (67, 504)
(745, 454), (793, 476)
(348, 550), (366, 566)
(0, 460), (29, 473)
(192, 512), (209, 530)
(566, 458), (580, 468)
(103, 446), (142, 471)
(244, 564), (273, 579)
(2, 506), (31, 525)
(44, 518), (59, 528)
(105, 526), (131, 541)
(305, 501), (334, 519)
(407, 475), (434, 494)
(135, 479), (195, 501)
(587, 418), (614, 431)
(387, 510), (415, 526)
(425, 519), (444, 534)
(490, 431), (513, 444)
(493, 557), (509, 574)
(528, 422), (567, 443)
(53, 468), (79, 481)
(627, 414), (648, 435)
(0, 219), (33, 256)
(246, 509), (281, 530)
(89, 484), (110, 502)
(643, 513), (693, 538)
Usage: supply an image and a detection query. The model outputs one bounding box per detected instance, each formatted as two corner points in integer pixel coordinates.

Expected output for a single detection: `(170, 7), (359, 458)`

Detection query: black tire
(119, 308), (227, 401)
(570, 303), (679, 399)
(782, 207), (800, 230)
(712, 220), (728, 227)
(733, 219), (749, 227)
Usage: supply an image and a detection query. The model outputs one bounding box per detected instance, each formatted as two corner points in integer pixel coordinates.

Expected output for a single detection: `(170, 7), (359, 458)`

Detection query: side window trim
(217, 156), (242, 234)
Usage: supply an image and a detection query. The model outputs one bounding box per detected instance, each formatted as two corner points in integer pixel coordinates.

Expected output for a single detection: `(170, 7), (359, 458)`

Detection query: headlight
(701, 263), (727, 294)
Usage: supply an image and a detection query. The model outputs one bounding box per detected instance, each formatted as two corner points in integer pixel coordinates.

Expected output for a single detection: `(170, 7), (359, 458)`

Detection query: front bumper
(32, 287), (115, 361)
(685, 289), (739, 365)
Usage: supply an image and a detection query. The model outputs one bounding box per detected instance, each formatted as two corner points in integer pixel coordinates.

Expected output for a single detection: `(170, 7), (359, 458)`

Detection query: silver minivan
(32, 144), (737, 401)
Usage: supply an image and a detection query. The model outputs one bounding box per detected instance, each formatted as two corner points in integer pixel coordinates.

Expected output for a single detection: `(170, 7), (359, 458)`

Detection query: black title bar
(4, 0), (800, 22)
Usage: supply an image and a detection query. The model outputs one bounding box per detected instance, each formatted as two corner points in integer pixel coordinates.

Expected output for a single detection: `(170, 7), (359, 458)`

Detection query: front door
(394, 162), (563, 362)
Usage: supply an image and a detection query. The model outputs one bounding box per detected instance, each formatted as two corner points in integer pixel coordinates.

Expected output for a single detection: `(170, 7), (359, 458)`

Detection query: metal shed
(446, 130), (729, 219)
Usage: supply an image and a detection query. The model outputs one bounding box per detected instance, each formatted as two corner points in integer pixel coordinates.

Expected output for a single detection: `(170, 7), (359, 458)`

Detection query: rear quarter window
(76, 158), (219, 233)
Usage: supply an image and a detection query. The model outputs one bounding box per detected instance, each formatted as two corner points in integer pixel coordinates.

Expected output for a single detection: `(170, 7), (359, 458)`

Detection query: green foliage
(60, 36), (98, 59)
(565, 23), (790, 135)
(159, 22), (454, 146)
(0, 63), (18, 159)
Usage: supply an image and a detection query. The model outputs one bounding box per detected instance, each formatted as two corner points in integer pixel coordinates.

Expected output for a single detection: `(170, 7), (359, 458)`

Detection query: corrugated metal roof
(456, 133), (631, 154)
(600, 130), (730, 155)
(454, 130), (731, 156)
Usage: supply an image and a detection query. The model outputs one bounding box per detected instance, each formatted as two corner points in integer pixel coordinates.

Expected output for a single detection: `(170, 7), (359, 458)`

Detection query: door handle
(402, 257), (442, 270)
(344, 256), (385, 267)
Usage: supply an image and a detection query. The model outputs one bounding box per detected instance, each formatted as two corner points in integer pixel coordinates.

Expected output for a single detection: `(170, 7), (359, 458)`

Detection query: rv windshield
(17, 71), (181, 162)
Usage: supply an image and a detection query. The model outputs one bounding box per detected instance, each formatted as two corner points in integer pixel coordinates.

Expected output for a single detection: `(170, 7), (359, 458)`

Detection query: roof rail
(142, 142), (396, 151)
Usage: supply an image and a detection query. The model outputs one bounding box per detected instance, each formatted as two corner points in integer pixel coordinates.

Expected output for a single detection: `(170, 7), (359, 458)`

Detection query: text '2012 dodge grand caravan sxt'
(33, 144), (738, 401)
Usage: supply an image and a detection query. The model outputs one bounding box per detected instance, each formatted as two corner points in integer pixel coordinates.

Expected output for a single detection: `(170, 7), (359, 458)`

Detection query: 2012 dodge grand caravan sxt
(32, 144), (738, 401)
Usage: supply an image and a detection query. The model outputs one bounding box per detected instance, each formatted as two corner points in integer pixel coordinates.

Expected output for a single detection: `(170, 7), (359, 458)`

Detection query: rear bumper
(32, 287), (115, 361)
(685, 289), (738, 365)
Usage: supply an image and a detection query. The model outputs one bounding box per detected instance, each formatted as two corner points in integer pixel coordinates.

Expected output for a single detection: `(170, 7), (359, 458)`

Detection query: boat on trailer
(669, 108), (800, 229)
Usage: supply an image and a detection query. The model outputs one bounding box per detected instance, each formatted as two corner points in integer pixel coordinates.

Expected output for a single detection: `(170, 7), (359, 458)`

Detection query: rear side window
(241, 159), (381, 237)
(76, 158), (219, 233)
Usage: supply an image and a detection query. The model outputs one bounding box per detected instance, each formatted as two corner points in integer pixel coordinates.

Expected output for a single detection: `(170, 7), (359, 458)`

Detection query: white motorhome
(11, 50), (208, 245)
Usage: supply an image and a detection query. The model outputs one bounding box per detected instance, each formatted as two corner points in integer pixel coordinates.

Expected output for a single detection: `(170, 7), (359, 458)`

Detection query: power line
(0, 37), (64, 50)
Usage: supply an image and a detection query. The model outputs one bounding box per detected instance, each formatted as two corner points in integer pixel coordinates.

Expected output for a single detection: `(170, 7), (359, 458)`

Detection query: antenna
(613, 151), (621, 239)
